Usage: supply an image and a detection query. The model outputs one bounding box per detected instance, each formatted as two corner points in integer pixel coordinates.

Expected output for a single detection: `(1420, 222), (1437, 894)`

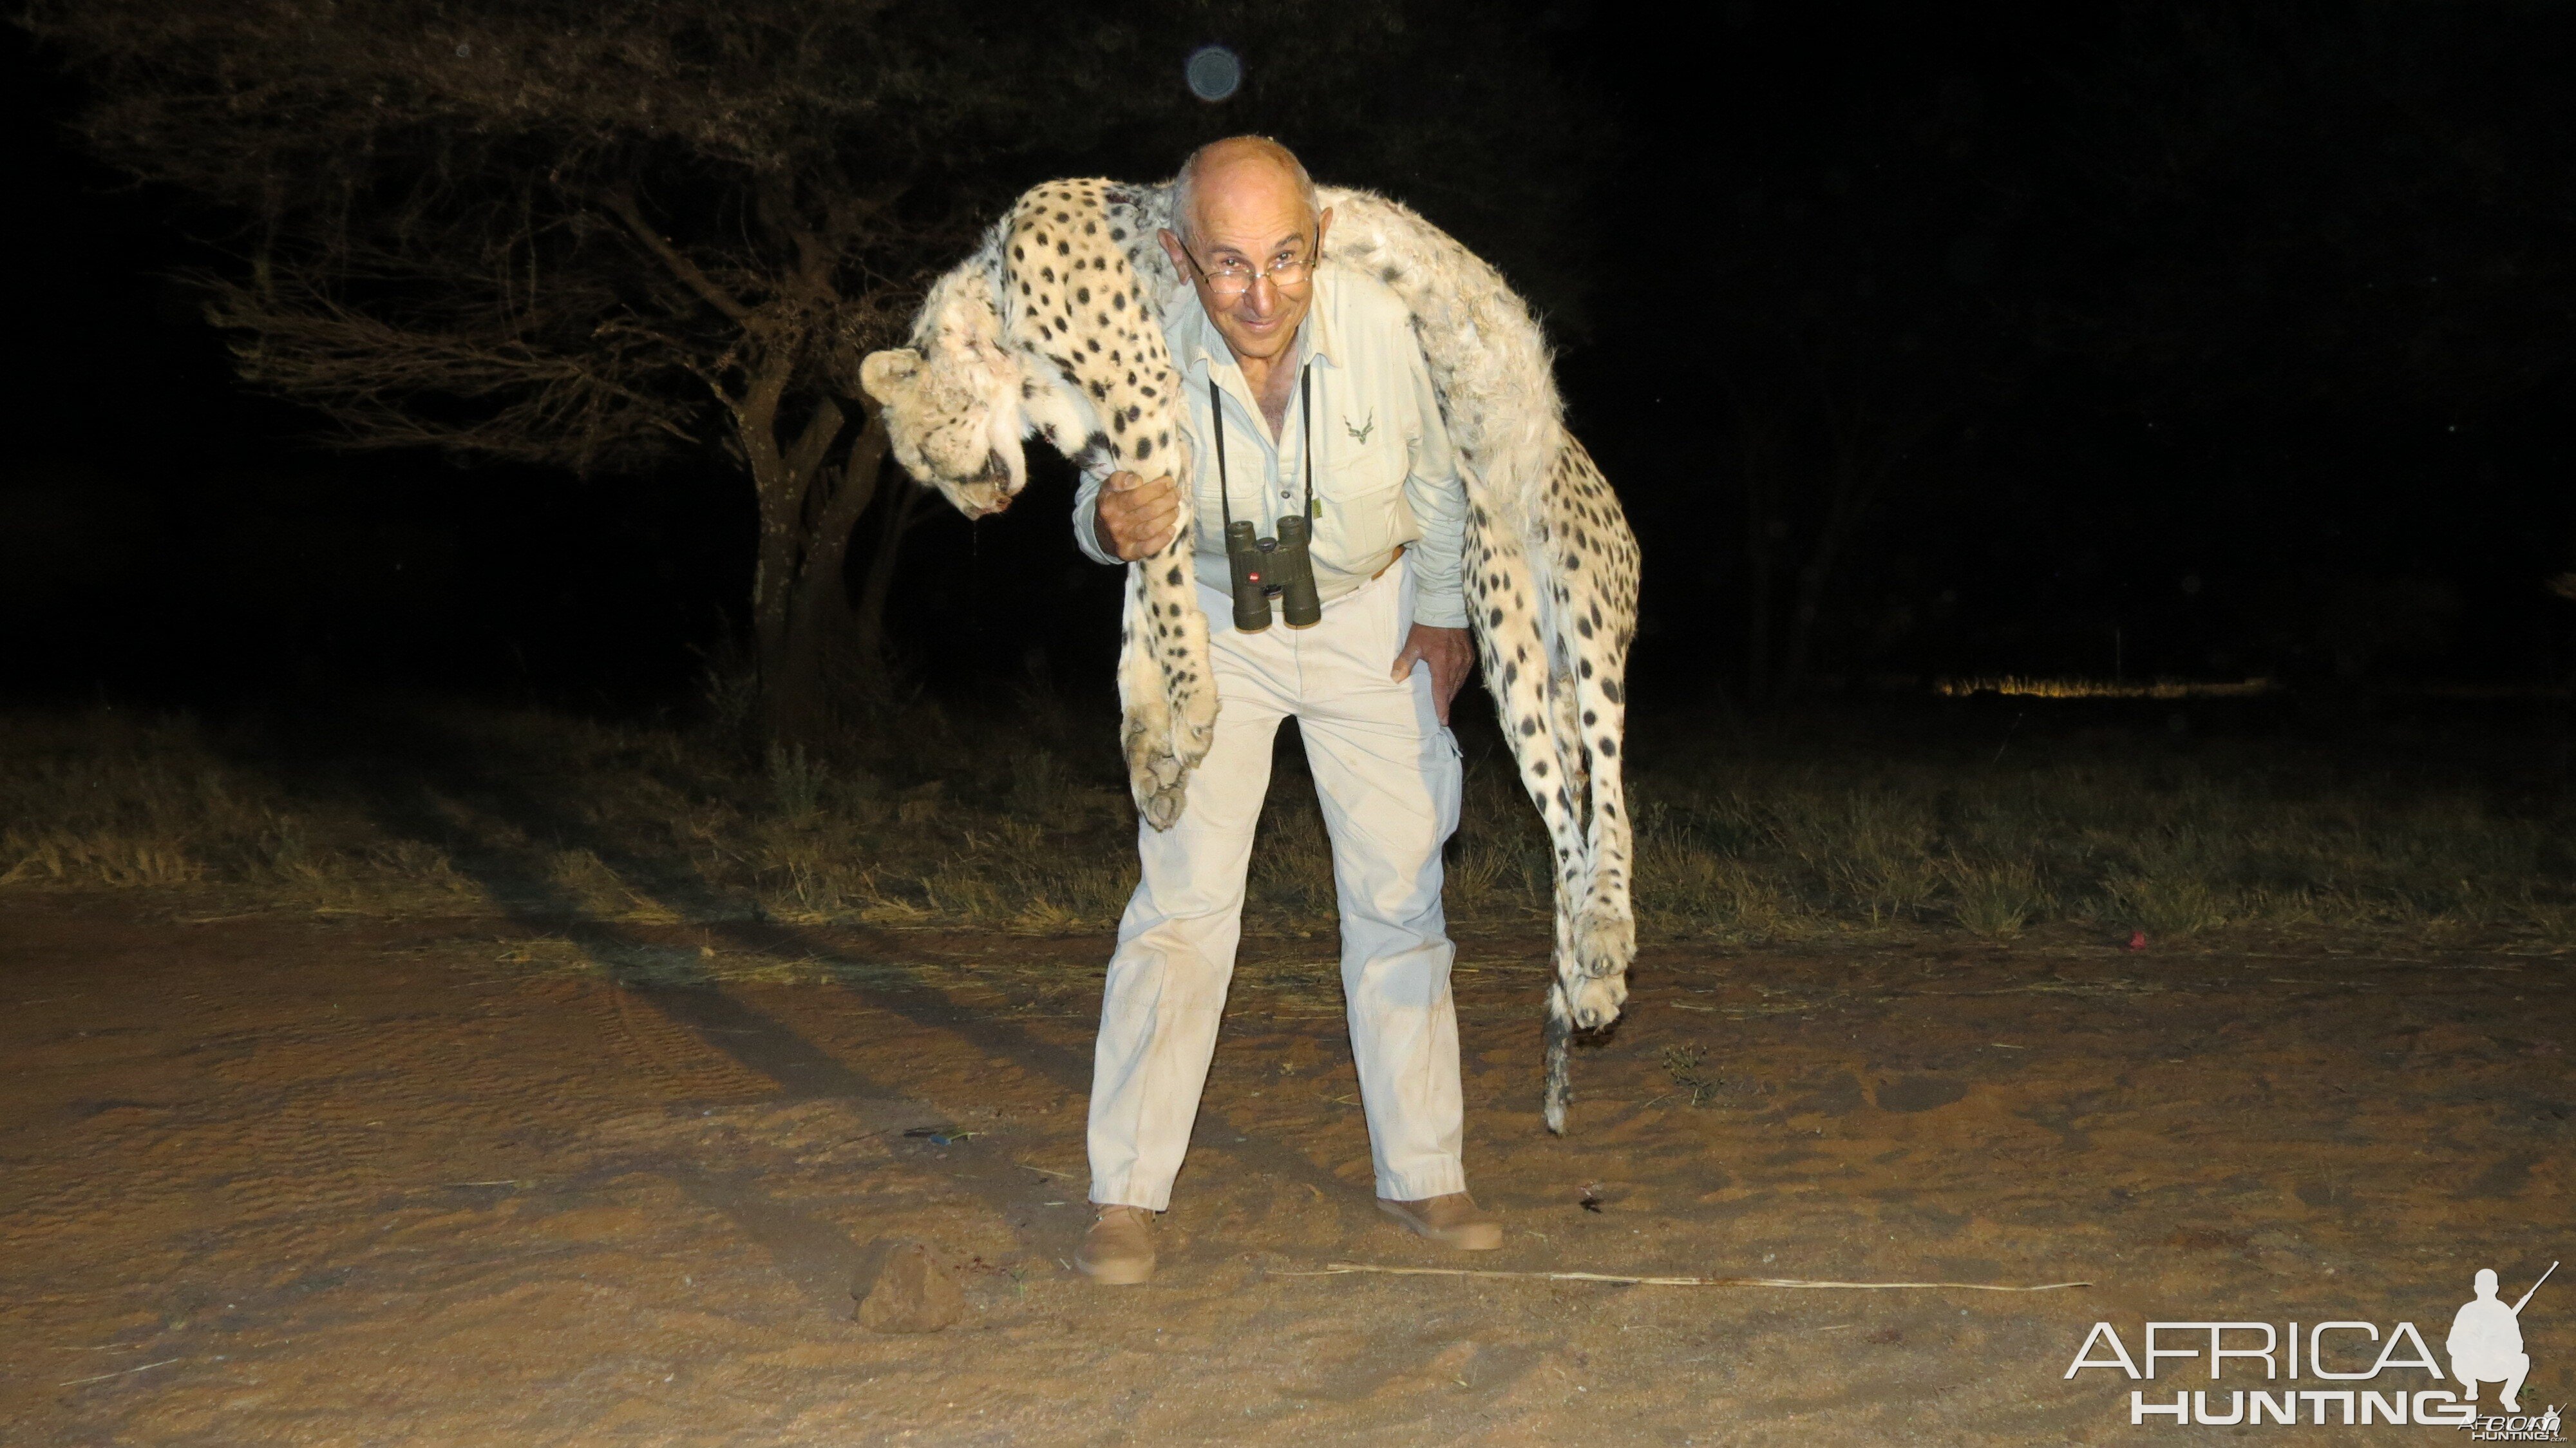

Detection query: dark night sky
(5, 5), (2573, 712)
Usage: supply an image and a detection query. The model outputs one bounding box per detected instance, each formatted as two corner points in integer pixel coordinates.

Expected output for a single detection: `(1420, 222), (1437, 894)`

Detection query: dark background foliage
(5, 1), (2571, 719)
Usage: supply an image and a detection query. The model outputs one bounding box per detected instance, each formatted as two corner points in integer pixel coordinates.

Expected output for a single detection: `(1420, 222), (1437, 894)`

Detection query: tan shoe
(1075, 1205), (1156, 1284)
(1378, 1192), (1502, 1250)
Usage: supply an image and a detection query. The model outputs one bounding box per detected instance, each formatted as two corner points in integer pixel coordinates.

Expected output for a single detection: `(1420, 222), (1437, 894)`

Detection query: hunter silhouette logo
(1345, 410), (1376, 445)
(2062, 1259), (2560, 1433)
(2453, 1262), (2552, 1414)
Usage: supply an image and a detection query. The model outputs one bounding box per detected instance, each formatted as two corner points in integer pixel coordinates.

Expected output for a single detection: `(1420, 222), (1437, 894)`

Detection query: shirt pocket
(1318, 444), (1409, 560)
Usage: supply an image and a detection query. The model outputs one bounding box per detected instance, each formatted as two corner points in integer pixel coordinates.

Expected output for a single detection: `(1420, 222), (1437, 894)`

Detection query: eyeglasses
(1181, 233), (1317, 300)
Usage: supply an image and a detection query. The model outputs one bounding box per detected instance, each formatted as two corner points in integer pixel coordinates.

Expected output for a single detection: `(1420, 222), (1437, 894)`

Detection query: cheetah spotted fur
(860, 178), (1640, 1132)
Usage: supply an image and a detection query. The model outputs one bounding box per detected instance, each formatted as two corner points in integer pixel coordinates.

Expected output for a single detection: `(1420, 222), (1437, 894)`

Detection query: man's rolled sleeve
(1401, 345), (1470, 629)
(1070, 468), (1124, 566)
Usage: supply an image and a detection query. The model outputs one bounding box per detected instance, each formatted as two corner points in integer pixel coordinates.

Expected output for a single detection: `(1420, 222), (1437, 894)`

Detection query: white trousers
(1088, 557), (1467, 1209)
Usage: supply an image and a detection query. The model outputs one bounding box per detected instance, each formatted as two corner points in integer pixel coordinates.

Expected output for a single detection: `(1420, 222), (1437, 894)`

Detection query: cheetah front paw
(1137, 780), (1189, 832)
(1123, 722), (1193, 831)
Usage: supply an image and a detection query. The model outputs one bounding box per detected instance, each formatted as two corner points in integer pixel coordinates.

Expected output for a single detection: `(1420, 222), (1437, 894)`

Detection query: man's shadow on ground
(213, 703), (1362, 1297)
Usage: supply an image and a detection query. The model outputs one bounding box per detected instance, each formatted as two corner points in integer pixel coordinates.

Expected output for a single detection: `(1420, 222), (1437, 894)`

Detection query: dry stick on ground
(59, 1358), (183, 1387)
(1279, 1263), (2091, 1291)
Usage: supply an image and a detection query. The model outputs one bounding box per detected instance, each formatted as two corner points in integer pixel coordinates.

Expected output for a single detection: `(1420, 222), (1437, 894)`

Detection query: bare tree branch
(602, 187), (753, 325)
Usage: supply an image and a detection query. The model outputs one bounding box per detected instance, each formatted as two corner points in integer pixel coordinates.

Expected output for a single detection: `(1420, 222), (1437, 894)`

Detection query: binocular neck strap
(1206, 359), (1316, 538)
(1300, 361), (1316, 522)
(1209, 373), (1233, 533)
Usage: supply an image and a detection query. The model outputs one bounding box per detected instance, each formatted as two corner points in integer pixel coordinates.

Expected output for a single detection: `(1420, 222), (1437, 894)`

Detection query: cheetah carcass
(860, 178), (1640, 1134)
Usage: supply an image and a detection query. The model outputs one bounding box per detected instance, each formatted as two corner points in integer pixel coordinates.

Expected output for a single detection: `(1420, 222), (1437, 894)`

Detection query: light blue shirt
(1073, 262), (1469, 629)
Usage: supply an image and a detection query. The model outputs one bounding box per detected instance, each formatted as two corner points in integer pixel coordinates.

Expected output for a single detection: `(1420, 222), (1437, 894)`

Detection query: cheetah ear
(858, 348), (922, 406)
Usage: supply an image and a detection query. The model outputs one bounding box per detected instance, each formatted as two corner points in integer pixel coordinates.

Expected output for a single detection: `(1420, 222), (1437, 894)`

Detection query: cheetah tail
(1542, 979), (1573, 1135)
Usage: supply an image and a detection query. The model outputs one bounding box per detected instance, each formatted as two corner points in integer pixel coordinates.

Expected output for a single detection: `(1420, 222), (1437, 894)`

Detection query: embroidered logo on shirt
(1345, 410), (1376, 445)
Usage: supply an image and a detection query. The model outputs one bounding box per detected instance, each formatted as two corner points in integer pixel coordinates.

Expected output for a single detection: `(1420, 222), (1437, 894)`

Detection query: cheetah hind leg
(1567, 664), (1636, 990)
(1537, 641), (1626, 1129)
(1571, 704), (1636, 989)
(1566, 459), (1640, 994)
(1542, 645), (1628, 1023)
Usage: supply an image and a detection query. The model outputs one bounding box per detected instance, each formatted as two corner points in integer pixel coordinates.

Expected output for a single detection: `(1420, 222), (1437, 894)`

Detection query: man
(1069, 136), (1496, 1284)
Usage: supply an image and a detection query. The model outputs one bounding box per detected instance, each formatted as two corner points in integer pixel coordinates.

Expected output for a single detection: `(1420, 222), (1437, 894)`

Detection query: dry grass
(1935, 675), (2279, 700)
(3, 700), (2570, 949)
(1627, 721), (2576, 945)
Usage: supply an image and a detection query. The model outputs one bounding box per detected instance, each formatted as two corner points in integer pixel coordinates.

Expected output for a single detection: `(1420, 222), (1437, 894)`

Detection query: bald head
(1160, 135), (1332, 367)
(1171, 136), (1318, 247)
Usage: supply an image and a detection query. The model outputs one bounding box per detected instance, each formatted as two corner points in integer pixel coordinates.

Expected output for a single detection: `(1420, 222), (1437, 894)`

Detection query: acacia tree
(29, 0), (1604, 737)
(26, 0), (1184, 740)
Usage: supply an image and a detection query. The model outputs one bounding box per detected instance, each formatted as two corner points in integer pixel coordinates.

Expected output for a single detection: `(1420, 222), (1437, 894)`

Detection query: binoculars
(1223, 514), (1321, 631)
(1208, 363), (1322, 633)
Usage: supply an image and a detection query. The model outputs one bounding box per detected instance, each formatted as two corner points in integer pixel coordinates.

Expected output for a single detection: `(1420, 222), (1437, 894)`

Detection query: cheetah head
(860, 269), (1028, 518)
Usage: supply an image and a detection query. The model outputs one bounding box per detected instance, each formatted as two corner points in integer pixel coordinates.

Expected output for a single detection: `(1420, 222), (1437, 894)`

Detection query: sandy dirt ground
(2, 899), (2567, 1445)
